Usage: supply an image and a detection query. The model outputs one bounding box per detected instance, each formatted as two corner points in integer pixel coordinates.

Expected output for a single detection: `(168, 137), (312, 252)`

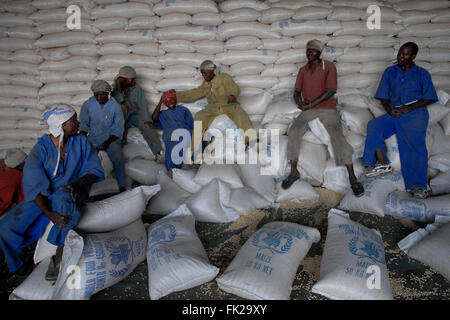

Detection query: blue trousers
(105, 140), (126, 188)
(0, 188), (82, 272)
(362, 107), (429, 190)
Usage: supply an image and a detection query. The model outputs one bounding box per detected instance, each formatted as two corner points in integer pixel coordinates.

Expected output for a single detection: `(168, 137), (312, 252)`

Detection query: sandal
(366, 163), (392, 177)
(410, 187), (429, 199)
(351, 181), (365, 197)
(281, 174), (299, 190)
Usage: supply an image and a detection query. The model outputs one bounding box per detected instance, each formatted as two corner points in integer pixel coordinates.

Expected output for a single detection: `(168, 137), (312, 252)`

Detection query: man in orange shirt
(0, 149), (26, 215)
(282, 39), (364, 197)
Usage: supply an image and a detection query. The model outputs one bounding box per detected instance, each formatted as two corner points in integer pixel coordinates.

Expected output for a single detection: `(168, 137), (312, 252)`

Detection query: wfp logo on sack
(252, 231), (292, 255)
(105, 237), (134, 278)
(400, 199), (426, 221)
(348, 237), (385, 265)
(149, 223), (176, 248)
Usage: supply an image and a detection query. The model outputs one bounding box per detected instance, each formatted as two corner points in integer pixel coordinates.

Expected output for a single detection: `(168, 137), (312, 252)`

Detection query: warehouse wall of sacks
(2, 0), (450, 301)
(1, 0), (449, 193)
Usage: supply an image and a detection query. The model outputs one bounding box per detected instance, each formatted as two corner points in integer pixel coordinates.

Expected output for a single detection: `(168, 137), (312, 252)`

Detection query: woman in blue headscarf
(0, 104), (104, 280)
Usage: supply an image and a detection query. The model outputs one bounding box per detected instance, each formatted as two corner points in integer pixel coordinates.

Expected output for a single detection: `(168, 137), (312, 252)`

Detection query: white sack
(270, 20), (342, 37)
(338, 171), (405, 217)
(311, 209), (393, 300)
(430, 171), (450, 195)
(385, 191), (450, 223)
(194, 163), (244, 189)
(51, 219), (147, 300)
(276, 179), (319, 203)
(228, 61), (265, 76)
(125, 159), (166, 185)
(154, 26), (216, 41)
(216, 50), (278, 66)
(153, 0), (218, 15)
(239, 91), (273, 116)
(146, 205), (219, 300)
(398, 216), (450, 281)
(218, 22), (281, 40)
(227, 187), (272, 215)
(77, 185), (160, 233)
(186, 178), (240, 223)
(172, 168), (202, 194)
(216, 221), (320, 300)
(146, 171), (191, 216)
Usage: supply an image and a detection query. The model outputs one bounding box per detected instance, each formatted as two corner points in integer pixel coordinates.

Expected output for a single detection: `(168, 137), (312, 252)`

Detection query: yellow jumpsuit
(176, 73), (254, 150)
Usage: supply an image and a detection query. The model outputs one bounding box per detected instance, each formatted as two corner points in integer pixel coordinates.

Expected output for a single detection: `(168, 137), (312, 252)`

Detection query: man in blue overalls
(362, 42), (438, 199)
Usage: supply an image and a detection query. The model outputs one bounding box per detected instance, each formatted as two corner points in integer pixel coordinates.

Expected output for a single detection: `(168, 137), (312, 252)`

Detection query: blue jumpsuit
(362, 62), (438, 190)
(79, 96), (126, 188)
(154, 105), (194, 171)
(0, 134), (104, 272)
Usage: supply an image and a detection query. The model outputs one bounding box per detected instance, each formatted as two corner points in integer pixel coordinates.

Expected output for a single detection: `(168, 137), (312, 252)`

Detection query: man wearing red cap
(152, 91), (193, 171)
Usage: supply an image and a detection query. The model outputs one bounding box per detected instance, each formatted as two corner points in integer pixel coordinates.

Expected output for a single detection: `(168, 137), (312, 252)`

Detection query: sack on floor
(311, 209), (393, 300)
(125, 159), (166, 185)
(146, 205), (219, 300)
(237, 163), (277, 203)
(276, 179), (319, 203)
(186, 178), (240, 223)
(146, 171), (191, 215)
(76, 185), (160, 233)
(9, 256), (58, 300)
(385, 191), (450, 223)
(227, 187), (272, 215)
(338, 171), (405, 217)
(194, 163), (244, 189)
(430, 171), (450, 195)
(51, 219), (147, 300)
(216, 221), (320, 300)
(398, 215), (450, 281)
(172, 168), (202, 194)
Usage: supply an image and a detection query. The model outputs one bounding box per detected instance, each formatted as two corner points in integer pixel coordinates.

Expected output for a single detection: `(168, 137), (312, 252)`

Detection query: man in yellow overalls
(168, 60), (255, 154)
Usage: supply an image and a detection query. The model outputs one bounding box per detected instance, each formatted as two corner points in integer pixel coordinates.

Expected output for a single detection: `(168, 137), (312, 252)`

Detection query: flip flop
(351, 181), (365, 197)
(281, 174), (299, 190)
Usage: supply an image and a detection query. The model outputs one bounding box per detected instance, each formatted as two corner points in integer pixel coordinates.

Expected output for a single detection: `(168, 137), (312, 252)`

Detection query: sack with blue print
(385, 191), (450, 223)
(51, 219), (147, 300)
(216, 221), (320, 300)
(311, 209), (393, 300)
(338, 171), (405, 217)
(146, 205), (219, 300)
(398, 215), (450, 281)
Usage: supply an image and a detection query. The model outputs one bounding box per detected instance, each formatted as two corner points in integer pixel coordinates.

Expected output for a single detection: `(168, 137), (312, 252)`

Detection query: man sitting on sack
(362, 42), (438, 199)
(167, 60), (255, 157)
(112, 66), (164, 163)
(80, 80), (127, 193)
(281, 39), (364, 197)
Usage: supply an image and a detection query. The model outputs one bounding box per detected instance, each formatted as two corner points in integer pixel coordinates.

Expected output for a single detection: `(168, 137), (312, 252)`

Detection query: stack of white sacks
(2, 0), (450, 299)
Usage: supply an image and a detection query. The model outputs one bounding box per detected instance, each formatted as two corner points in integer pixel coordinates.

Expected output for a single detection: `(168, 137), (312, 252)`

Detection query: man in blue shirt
(111, 66), (164, 162)
(80, 80), (127, 193)
(362, 42), (438, 199)
(0, 104), (104, 280)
